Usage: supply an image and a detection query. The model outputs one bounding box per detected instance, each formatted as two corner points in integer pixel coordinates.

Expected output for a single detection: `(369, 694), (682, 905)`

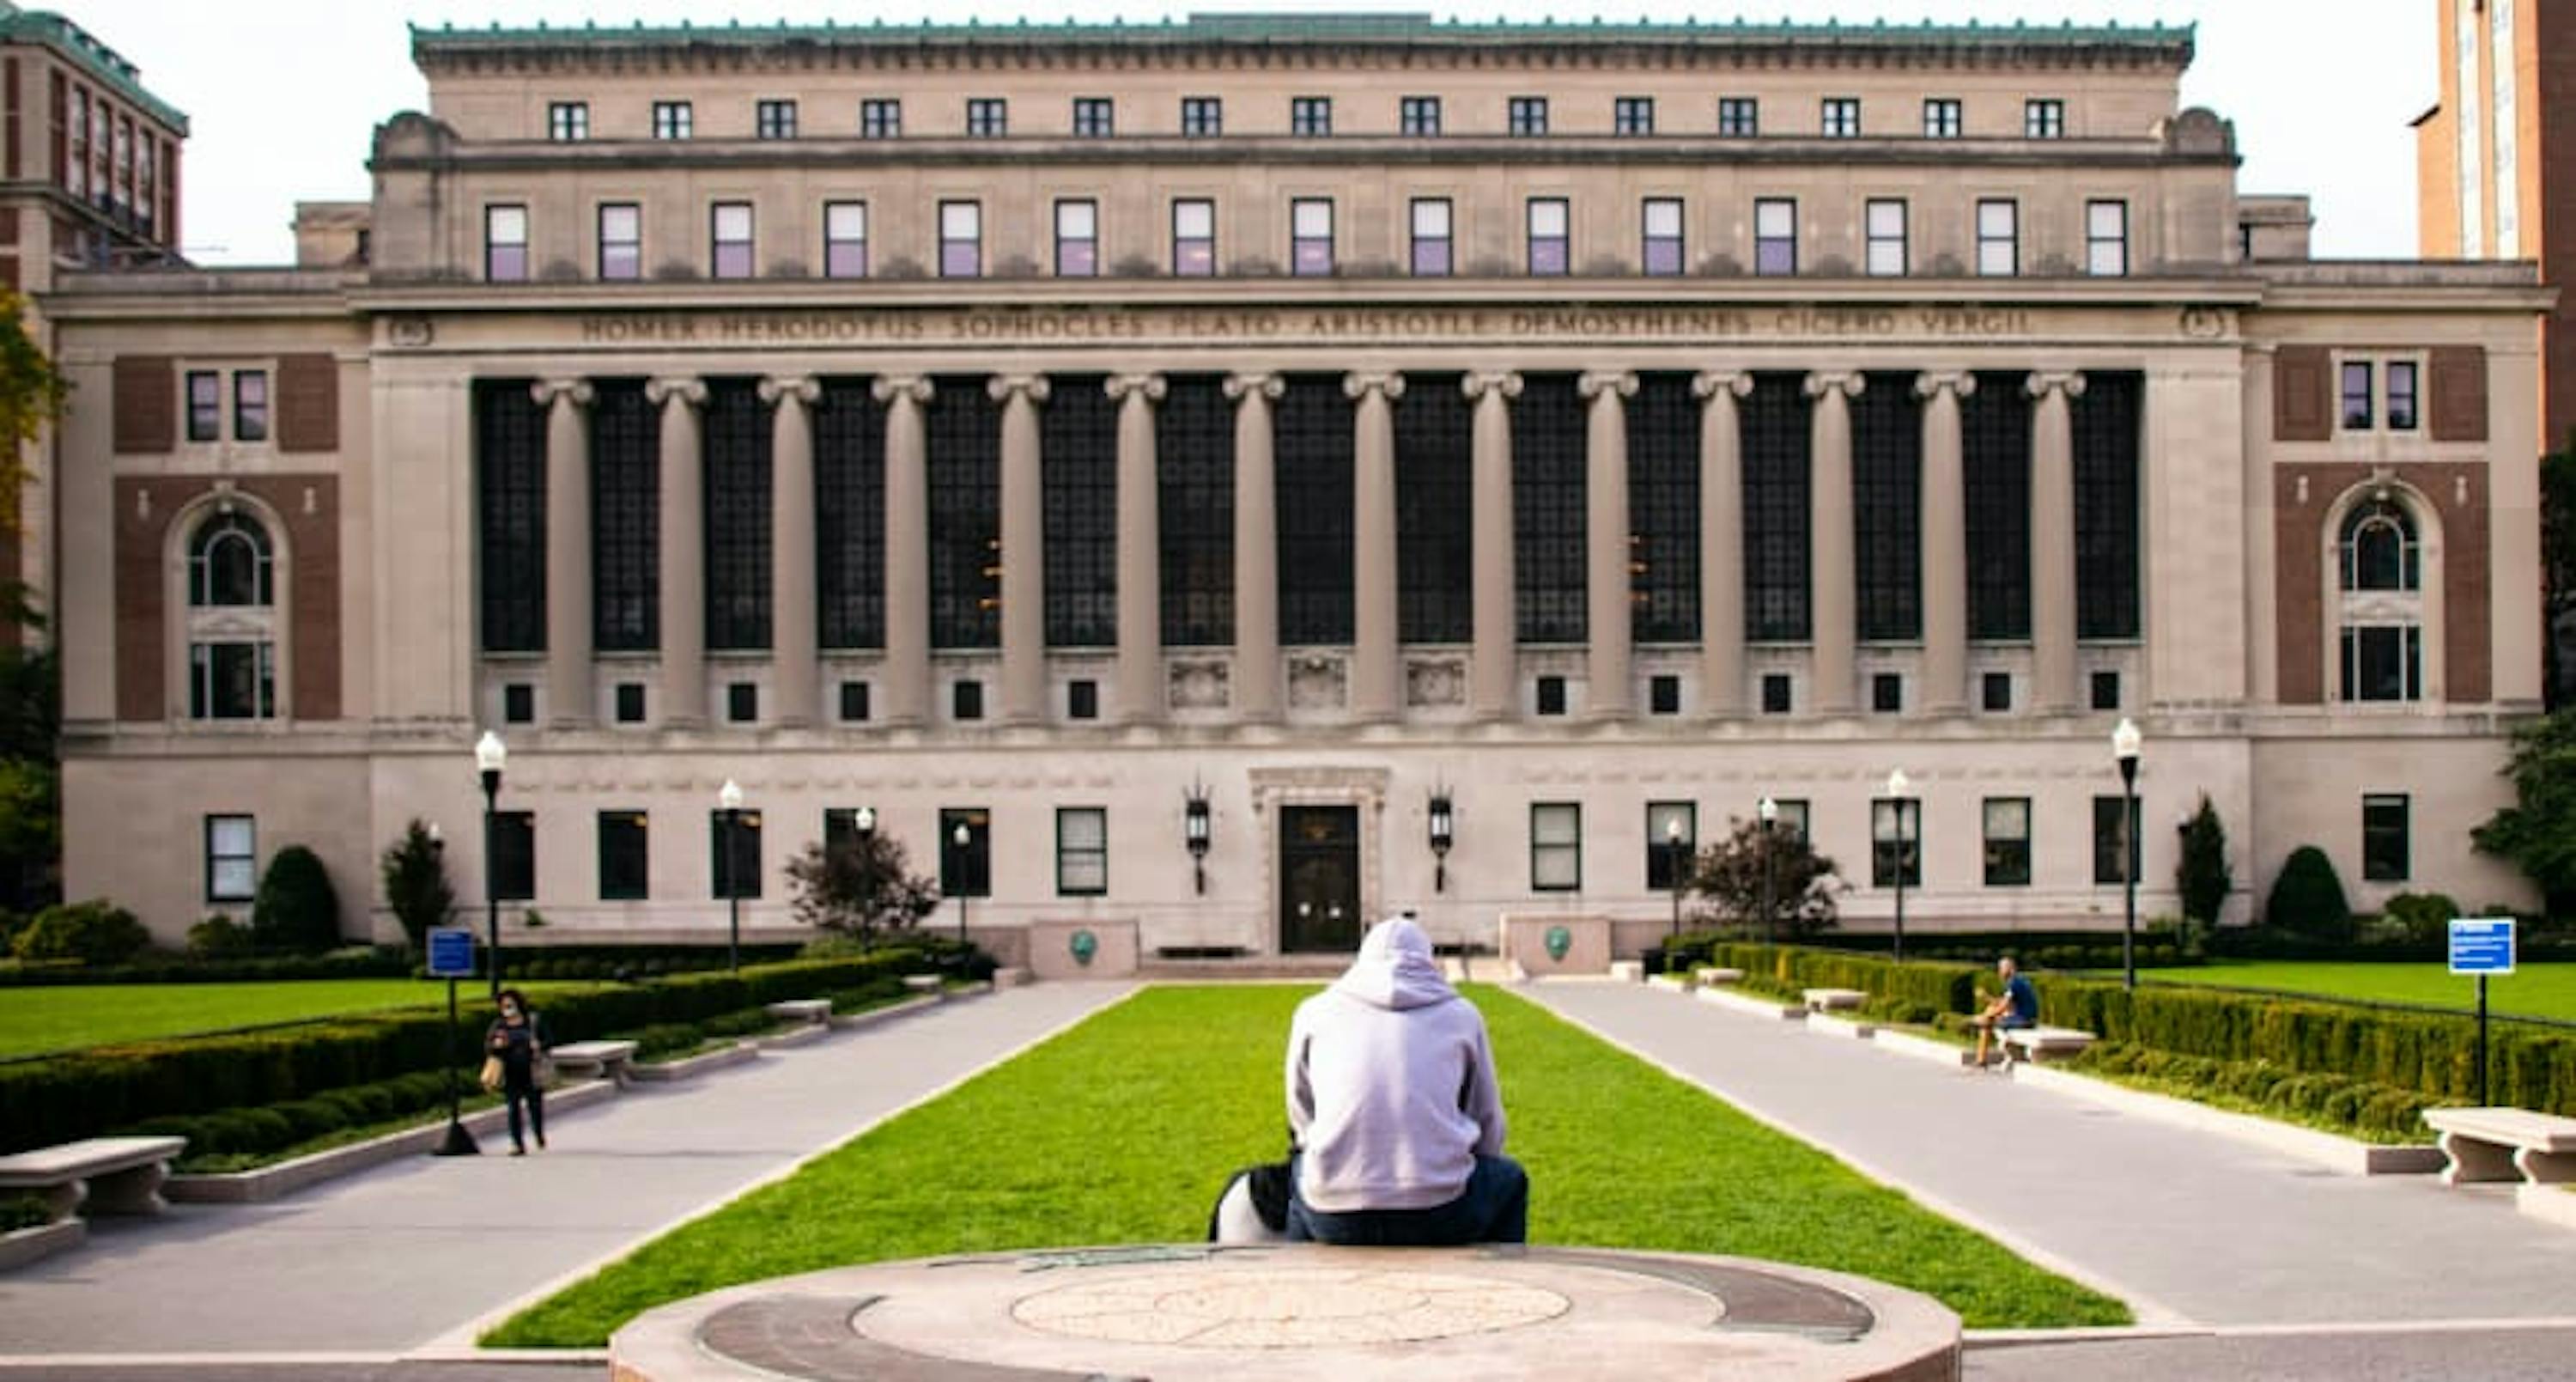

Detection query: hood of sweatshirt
(1329, 916), (1456, 1011)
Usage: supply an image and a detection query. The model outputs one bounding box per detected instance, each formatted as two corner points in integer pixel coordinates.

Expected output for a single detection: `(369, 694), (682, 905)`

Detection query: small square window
(615, 682), (647, 723)
(548, 101), (590, 142)
(1291, 96), (1333, 136)
(206, 814), (256, 903)
(967, 99), (1008, 137)
(756, 99), (798, 140)
(1068, 679), (1099, 720)
(2090, 670), (2122, 711)
(1717, 97), (1759, 137)
(1872, 673), (1903, 714)
(1821, 97), (1861, 137)
(652, 100), (692, 140)
(1535, 675), (1568, 716)
(2363, 794), (2410, 882)
(1923, 98), (1961, 139)
(2025, 99), (2065, 139)
(860, 99), (902, 139)
(1180, 96), (1221, 137)
(503, 683), (535, 725)
(953, 679), (984, 721)
(1072, 97), (1115, 137)
(727, 682), (758, 723)
(1649, 674), (1680, 715)
(1509, 96), (1549, 137)
(1614, 97), (1655, 135)
(1400, 95), (1442, 136)
(838, 679), (871, 722)
(1981, 672), (2013, 712)
(1761, 673), (1792, 715)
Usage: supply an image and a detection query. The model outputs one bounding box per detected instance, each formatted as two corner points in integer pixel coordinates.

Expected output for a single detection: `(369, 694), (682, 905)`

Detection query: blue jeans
(1286, 1153), (1528, 1245)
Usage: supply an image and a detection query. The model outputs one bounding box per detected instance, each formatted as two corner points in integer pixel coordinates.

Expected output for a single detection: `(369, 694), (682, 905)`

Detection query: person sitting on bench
(1971, 956), (2039, 1068)
(1283, 914), (1527, 1245)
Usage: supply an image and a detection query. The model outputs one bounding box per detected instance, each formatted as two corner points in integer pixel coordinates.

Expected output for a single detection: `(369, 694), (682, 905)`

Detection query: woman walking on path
(484, 987), (551, 1154)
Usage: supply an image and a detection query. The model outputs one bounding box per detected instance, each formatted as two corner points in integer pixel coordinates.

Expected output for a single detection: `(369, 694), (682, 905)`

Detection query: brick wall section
(114, 476), (341, 722)
(2273, 461), (2491, 705)
(275, 355), (338, 454)
(2428, 346), (2490, 442)
(112, 356), (173, 454)
(2273, 345), (2331, 441)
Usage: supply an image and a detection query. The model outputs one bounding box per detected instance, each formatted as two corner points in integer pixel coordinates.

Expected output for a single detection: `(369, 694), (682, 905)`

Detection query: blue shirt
(2005, 975), (2038, 1023)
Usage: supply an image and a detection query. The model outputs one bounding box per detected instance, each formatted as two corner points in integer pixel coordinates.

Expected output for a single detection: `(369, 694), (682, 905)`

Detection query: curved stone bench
(611, 1243), (1959, 1380)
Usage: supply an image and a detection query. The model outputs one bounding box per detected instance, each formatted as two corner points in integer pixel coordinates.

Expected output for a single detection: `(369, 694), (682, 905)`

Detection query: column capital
(871, 375), (935, 406)
(1461, 370), (1523, 400)
(1692, 370), (1755, 400)
(1106, 374), (1167, 402)
(756, 375), (821, 407)
(1223, 372), (1285, 401)
(532, 379), (594, 410)
(2025, 370), (2089, 401)
(1912, 371), (1978, 401)
(1578, 370), (1639, 400)
(643, 376), (707, 409)
(1343, 372), (1406, 401)
(988, 374), (1052, 405)
(1803, 371), (1866, 399)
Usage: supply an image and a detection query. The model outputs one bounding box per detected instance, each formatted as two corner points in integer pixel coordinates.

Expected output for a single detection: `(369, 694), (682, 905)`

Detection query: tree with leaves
(785, 829), (940, 948)
(0, 290), (70, 919)
(0, 289), (67, 537)
(2543, 441), (2576, 709)
(1684, 814), (1846, 941)
(380, 819), (456, 953)
(2473, 706), (2576, 916)
(2176, 794), (2232, 927)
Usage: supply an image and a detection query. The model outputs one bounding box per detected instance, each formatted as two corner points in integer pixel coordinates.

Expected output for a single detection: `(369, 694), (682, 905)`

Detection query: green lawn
(485, 984), (2127, 1347)
(0, 978), (584, 1059)
(2137, 959), (2576, 1022)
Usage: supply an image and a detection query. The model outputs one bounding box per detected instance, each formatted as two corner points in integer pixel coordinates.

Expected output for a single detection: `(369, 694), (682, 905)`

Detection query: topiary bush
(11, 899), (150, 965)
(185, 914), (254, 959)
(2380, 892), (2464, 948)
(252, 846), (342, 954)
(2264, 846), (2354, 942)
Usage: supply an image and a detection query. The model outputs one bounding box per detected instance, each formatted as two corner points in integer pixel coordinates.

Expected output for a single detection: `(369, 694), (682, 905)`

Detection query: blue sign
(2449, 917), (2516, 976)
(426, 927), (477, 979)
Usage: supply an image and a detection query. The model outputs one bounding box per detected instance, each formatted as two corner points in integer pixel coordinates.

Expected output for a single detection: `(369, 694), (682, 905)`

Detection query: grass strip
(0, 978), (593, 1060)
(484, 984), (2124, 1347)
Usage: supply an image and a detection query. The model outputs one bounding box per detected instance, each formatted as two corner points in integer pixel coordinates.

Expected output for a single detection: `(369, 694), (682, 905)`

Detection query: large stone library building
(41, 14), (2549, 958)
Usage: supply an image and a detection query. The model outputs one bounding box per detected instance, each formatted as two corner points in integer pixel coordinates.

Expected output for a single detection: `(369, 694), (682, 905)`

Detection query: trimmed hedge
(2066, 1044), (2437, 1143)
(0, 947), (414, 987)
(1665, 928), (2183, 975)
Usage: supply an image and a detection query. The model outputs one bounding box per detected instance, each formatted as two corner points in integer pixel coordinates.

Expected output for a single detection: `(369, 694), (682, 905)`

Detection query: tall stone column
(1108, 374), (1165, 726)
(1465, 371), (1522, 719)
(1225, 373), (1285, 722)
(2029, 371), (2087, 715)
(759, 376), (821, 728)
(1915, 372), (1975, 715)
(1693, 372), (1752, 718)
(1580, 371), (1638, 718)
(872, 376), (934, 727)
(992, 375), (1051, 724)
(645, 376), (708, 726)
(535, 379), (594, 728)
(1805, 372), (1863, 715)
(1346, 373), (1405, 722)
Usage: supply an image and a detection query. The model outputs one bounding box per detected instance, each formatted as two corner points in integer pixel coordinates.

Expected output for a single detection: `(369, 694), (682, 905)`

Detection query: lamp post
(1664, 815), (1686, 943)
(2113, 717), (2143, 991)
(1884, 769), (1911, 965)
(953, 819), (974, 944)
(474, 731), (507, 1000)
(719, 779), (744, 973)
(1428, 793), (1454, 893)
(1183, 782), (1212, 895)
(1758, 796), (1779, 945)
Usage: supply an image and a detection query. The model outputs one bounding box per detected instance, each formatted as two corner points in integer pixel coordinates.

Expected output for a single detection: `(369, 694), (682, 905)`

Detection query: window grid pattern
(860, 99), (901, 138)
(2026, 100), (2066, 138)
(1530, 802), (1582, 892)
(1042, 374), (1119, 648)
(702, 380), (772, 652)
(1870, 799), (1921, 887)
(548, 102), (588, 141)
(1395, 374), (1474, 643)
(1741, 374), (1813, 642)
(1963, 373), (2032, 642)
(1630, 373), (1701, 643)
(756, 100), (797, 139)
(1865, 198), (1907, 277)
(1292, 97), (1332, 135)
(1821, 97), (1860, 137)
(485, 204), (528, 282)
(1411, 198), (1452, 277)
(1180, 96), (1220, 137)
(823, 201), (866, 279)
(815, 380), (887, 649)
(1509, 96), (1548, 135)
(186, 371), (219, 441)
(1275, 376), (1357, 645)
(476, 380), (547, 653)
(1924, 98), (1961, 137)
(1400, 96), (1441, 136)
(652, 101), (691, 139)
(1058, 807), (1109, 895)
(2087, 200), (2128, 276)
(1055, 198), (1098, 277)
(1072, 97), (1114, 137)
(1718, 97), (1759, 136)
(927, 379), (1002, 650)
(711, 202), (754, 279)
(1645, 801), (1697, 890)
(1853, 374), (1924, 642)
(591, 381), (659, 651)
(205, 816), (255, 902)
(1977, 198), (2018, 276)
(190, 513), (272, 608)
(1157, 376), (1235, 646)
(1513, 374), (1588, 643)
(1291, 198), (1334, 276)
(235, 374), (268, 441)
(2072, 371), (2142, 640)
(966, 99), (1006, 137)
(2341, 499), (2420, 592)
(1615, 97), (1655, 134)
(2342, 625), (2422, 702)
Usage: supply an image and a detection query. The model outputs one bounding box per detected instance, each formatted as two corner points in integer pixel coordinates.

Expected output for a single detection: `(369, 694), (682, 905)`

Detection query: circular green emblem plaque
(1543, 926), (1573, 962)
(1069, 929), (1099, 966)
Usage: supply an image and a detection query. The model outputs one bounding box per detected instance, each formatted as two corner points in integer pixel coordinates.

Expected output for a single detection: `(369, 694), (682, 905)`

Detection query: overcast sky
(70, 0), (2437, 266)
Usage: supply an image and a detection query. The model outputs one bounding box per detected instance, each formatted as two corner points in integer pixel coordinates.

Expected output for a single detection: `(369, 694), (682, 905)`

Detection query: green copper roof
(0, 3), (186, 134)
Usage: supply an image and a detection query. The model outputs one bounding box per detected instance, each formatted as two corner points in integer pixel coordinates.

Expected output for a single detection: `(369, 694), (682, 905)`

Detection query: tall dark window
(491, 812), (535, 901)
(1741, 374), (1811, 642)
(710, 809), (763, 899)
(1853, 373), (1923, 642)
(939, 807), (992, 898)
(1630, 373), (1699, 643)
(1042, 374), (1118, 648)
(702, 380), (772, 651)
(1157, 376), (1234, 646)
(1275, 375), (1355, 645)
(591, 381), (660, 651)
(598, 811), (649, 901)
(1513, 374), (1587, 643)
(2093, 795), (2140, 885)
(927, 377), (1001, 649)
(2073, 371), (2142, 640)
(475, 379), (546, 654)
(816, 380), (886, 649)
(2363, 794), (2410, 882)
(1395, 374), (1473, 642)
(1963, 373), (2031, 642)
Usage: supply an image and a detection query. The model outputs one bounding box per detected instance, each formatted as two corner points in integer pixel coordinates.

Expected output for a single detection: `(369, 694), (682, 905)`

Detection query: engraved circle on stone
(1012, 1267), (1570, 1348)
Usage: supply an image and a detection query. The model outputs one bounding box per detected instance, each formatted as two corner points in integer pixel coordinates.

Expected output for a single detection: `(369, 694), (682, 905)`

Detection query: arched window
(182, 508), (279, 721)
(2334, 493), (2425, 704)
(189, 512), (273, 607)
(2339, 498), (2418, 594)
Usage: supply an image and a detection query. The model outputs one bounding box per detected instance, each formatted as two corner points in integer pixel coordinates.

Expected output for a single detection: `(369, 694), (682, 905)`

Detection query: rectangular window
(1072, 96), (1114, 137)
(598, 811), (649, 901)
(205, 814), (255, 902)
(710, 201), (754, 279)
(838, 679), (870, 722)
(953, 679), (984, 721)
(967, 99), (1007, 137)
(2341, 624), (2423, 702)
(755, 99), (797, 140)
(484, 204), (529, 282)
(598, 202), (641, 281)
(2387, 362), (2421, 430)
(1982, 798), (2032, 886)
(1754, 198), (1796, 276)
(2087, 199), (2129, 277)
(2362, 794), (2410, 882)
(860, 98), (902, 139)
(652, 100), (692, 140)
(1864, 198), (1907, 277)
(1531, 802), (1582, 892)
(2026, 99), (2066, 139)
(1509, 96), (1549, 136)
(186, 369), (220, 441)
(1291, 96), (1333, 136)
(1761, 672), (1792, 714)
(2093, 794), (2141, 886)
(823, 200), (866, 278)
(1173, 198), (1216, 276)
(709, 807), (763, 899)
(1057, 807), (1108, 895)
(1527, 197), (1570, 275)
(1976, 198), (2018, 277)
(1534, 675), (1567, 716)
(1054, 198), (1098, 277)
(1645, 801), (1696, 891)
(1821, 97), (1861, 137)
(2090, 670), (2123, 711)
(939, 807), (991, 898)
(1400, 95), (1441, 136)
(491, 811), (536, 902)
(1409, 198), (1452, 277)
(1982, 671), (2013, 712)
(503, 683), (535, 724)
(1642, 198), (1685, 277)
(1067, 679), (1098, 721)
(1181, 96), (1221, 137)
(1771, 799), (1813, 845)
(1649, 673), (1681, 714)
(1923, 98), (1962, 138)
(1871, 797), (1921, 887)
(1614, 96), (1655, 135)
(547, 101), (589, 142)
(1872, 673), (1904, 713)
(2342, 362), (2375, 429)
(939, 200), (981, 278)
(234, 371), (268, 442)
(1718, 97), (1759, 137)
(615, 682), (647, 724)
(1291, 198), (1334, 276)
(726, 681), (758, 723)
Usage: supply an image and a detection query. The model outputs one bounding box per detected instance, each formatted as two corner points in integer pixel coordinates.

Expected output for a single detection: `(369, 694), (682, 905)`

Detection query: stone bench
(1801, 988), (1867, 1012)
(0, 1135), (188, 1221)
(2423, 1108), (2576, 1187)
(548, 1039), (640, 1085)
(1999, 1026), (2096, 1064)
(902, 974), (945, 995)
(764, 999), (833, 1026)
(1694, 967), (1745, 986)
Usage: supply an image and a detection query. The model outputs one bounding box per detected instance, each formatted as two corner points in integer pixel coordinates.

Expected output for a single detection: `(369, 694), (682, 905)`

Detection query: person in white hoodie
(1283, 914), (1527, 1245)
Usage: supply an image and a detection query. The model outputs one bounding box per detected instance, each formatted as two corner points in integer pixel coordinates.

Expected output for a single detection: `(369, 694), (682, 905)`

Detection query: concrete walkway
(0, 983), (1135, 1356)
(1522, 981), (2576, 1329)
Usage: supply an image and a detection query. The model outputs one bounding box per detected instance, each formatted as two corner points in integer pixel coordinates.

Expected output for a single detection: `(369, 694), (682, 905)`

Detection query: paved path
(1522, 981), (2576, 1329)
(0, 983), (1135, 1356)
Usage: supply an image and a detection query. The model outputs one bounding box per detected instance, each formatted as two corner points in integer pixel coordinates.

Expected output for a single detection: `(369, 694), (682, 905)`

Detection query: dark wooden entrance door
(1279, 805), (1362, 953)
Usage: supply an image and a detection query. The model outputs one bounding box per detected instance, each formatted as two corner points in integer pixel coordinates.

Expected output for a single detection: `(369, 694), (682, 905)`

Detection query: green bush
(0, 1193), (51, 1232)
(252, 846), (343, 955)
(11, 899), (150, 965)
(2069, 1044), (2437, 1142)
(185, 914), (255, 959)
(2380, 892), (2463, 948)
(0, 909), (22, 956)
(2265, 846), (2354, 942)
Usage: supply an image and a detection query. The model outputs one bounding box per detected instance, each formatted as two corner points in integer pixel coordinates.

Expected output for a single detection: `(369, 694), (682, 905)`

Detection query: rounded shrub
(12, 900), (151, 965)
(186, 915), (254, 959)
(2264, 846), (2354, 942)
(252, 846), (343, 955)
